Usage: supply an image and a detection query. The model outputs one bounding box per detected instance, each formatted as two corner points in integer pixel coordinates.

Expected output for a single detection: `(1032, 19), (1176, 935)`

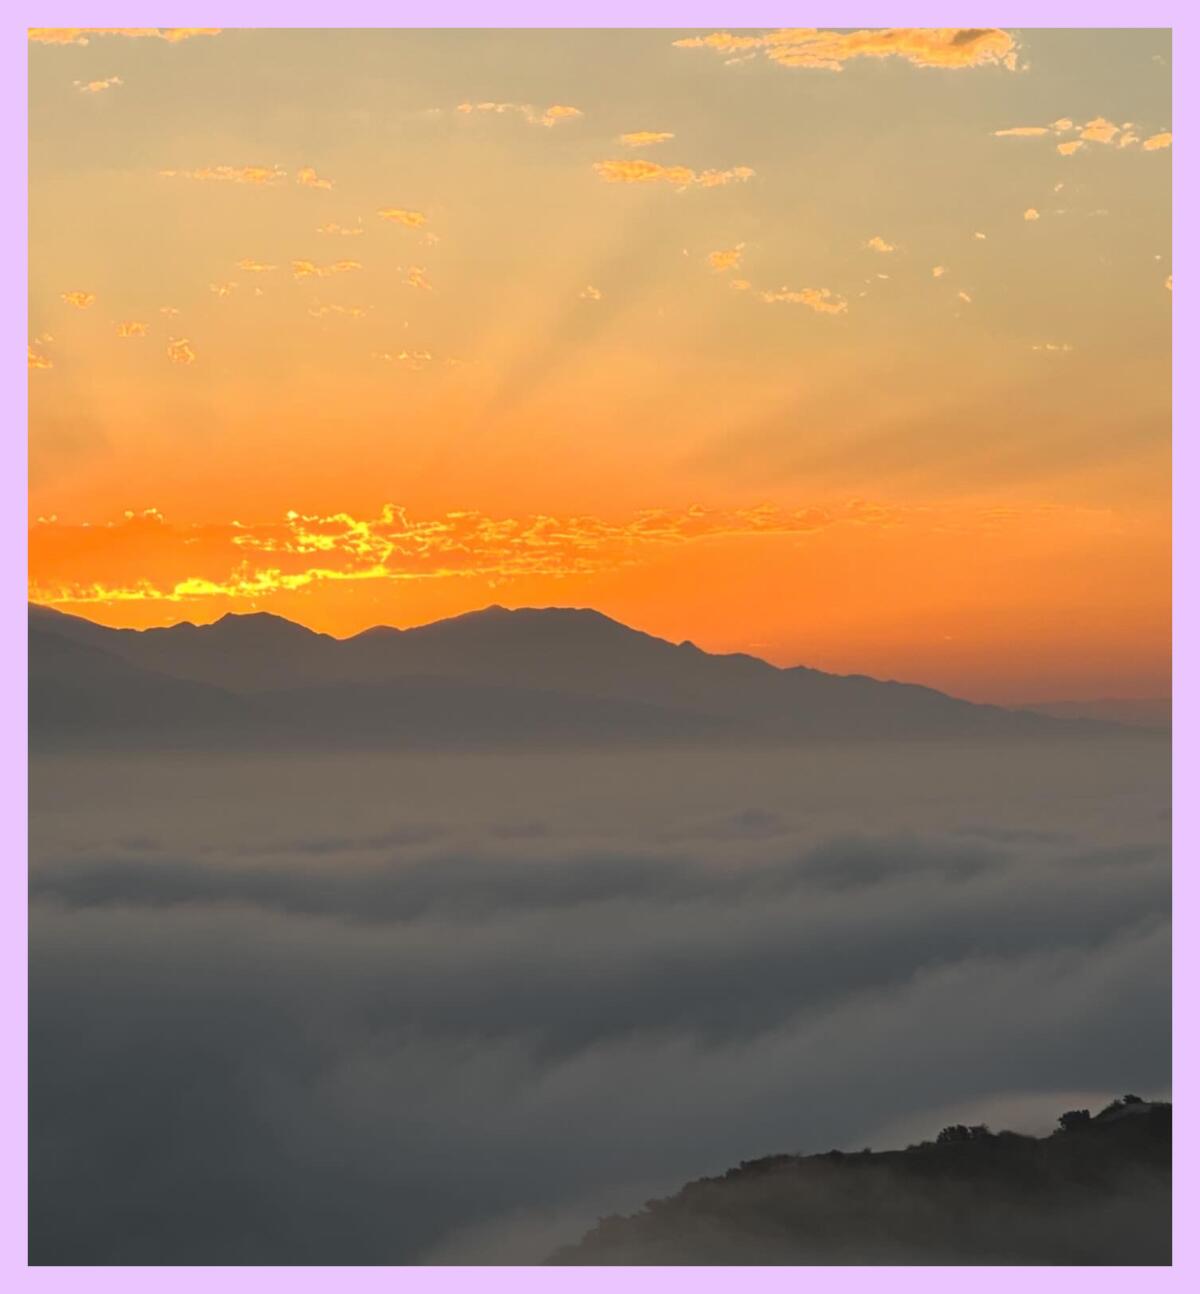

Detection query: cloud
(28, 736), (1169, 1262)
(932, 266), (947, 278)
(115, 321), (148, 338)
(593, 159), (754, 189)
(759, 287), (848, 315)
(456, 102), (582, 128)
(866, 235), (895, 254)
(973, 231), (987, 240)
(619, 131), (675, 147)
(166, 338), (195, 365)
(291, 260), (362, 280)
(402, 266), (432, 291)
(296, 166), (334, 190)
(1143, 132), (1172, 151)
(316, 222), (363, 236)
(209, 282), (237, 298)
(159, 165), (287, 185)
(1165, 275), (1172, 291)
(674, 28), (1018, 73)
(73, 75), (123, 94)
(308, 305), (368, 320)
(28, 346), (53, 370)
(61, 291), (95, 309)
(993, 116), (1169, 155)
(706, 245), (745, 272)
(236, 259), (277, 273)
(1023, 208), (1040, 221)
(578, 285), (603, 301)
(377, 208), (428, 228)
(957, 290), (973, 304)
(30, 28), (220, 45)
(1080, 117), (1120, 144)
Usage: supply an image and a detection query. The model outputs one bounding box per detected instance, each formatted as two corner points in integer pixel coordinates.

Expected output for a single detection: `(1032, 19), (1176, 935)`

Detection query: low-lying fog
(29, 735), (1170, 1263)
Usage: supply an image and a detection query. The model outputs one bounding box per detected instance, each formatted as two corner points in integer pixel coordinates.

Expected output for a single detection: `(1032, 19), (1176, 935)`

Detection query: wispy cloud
(759, 287), (848, 315)
(593, 159), (754, 189)
(308, 304), (368, 320)
(674, 28), (1018, 73)
(291, 260), (362, 280)
(61, 291), (95, 309)
(578, 284), (603, 301)
(866, 235), (895, 253)
(296, 166), (334, 190)
(1143, 132), (1172, 151)
(160, 165), (287, 185)
(993, 115), (1170, 155)
(377, 208), (428, 228)
(73, 75), (122, 94)
(706, 245), (745, 272)
(30, 28), (220, 45)
(237, 259), (277, 273)
(316, 222), (364, 237)
(619, 131), (675, 147)
(456, 101), (582, 128)
(28, 346), (53, 370)
(166, 338), (195, 365)
(401, 266), (432, 291)
(116, 321), (148, 337)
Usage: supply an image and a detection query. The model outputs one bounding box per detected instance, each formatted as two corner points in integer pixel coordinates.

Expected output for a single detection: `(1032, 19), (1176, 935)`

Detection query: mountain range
(29, 602), (1124, 749)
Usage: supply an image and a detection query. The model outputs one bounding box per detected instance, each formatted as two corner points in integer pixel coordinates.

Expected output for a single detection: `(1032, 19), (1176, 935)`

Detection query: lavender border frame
(6, 6), (1190, 1284)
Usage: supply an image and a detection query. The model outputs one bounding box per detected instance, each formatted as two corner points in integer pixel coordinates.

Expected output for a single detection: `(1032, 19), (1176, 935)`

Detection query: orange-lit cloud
(316, 222), (363, 236)
(456, 101), (583, 127)
(308, 304), (368, 319)
(166, 338), (195, 365)
(30, 28), (220, 45)
(1024, 208), (1040, 221)
(992, 115), (1171, 155)
(1057, 140), (1084, 156)
(619, 131), (675, 147)
(1143, 132), (1172, 151)
(291, 259), (363, 279)
(674, 28), (1018, 72)
(237, 259), (277, 273)
(402, 266), (432, 291)
(61, 291), (95, 308)
(28, 346), (53, 370)
(707, 245), (745, 272)
(296, 166), (334, 190)
(579, 284), (603, 301)
(116, 321), (148, 337)
(74, 75), (123, 93)
(377, 208), (428, 227)
(994, 126), (1048, 137)
(1080, 116), (1120, 144)
(160, 165), (287, 184)
(30, 501), (917, 610)
(593, 159), (754, 189)
(866, 235), (895, 253)
(932, 265), (947, 277)
(759, 286), (848, 315)
(209, 281), (238, 298)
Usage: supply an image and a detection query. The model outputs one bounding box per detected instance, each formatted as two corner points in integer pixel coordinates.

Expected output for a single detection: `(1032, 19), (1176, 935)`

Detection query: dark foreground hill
(552, 1099), (1171, 1265)
(29, 603), (1122, 749)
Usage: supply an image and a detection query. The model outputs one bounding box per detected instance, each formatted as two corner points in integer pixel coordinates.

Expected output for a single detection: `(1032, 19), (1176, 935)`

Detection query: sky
(27, 27), (1172, 703)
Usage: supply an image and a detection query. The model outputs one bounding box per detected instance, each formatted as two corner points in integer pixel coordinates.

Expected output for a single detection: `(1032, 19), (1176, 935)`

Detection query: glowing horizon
(29, 27), (1172, 704)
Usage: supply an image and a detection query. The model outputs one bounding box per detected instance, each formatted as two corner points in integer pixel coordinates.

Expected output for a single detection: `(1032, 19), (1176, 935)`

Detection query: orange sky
(28, 27), (1172, 703)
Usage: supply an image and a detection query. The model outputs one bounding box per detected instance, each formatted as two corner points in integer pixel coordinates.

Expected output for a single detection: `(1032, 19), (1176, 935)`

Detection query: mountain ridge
(29, 602), (1130, 748)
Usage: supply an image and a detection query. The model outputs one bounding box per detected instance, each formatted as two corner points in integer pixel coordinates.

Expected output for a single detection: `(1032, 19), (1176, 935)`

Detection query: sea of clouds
(29, 737), (1170, 1263)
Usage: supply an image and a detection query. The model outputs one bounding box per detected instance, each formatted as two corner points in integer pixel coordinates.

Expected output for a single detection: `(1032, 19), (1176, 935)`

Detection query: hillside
(552, 1099), (1171, 1265)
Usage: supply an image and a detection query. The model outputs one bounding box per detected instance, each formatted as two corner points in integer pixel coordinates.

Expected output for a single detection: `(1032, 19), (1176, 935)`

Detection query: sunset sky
(28, 27), (1171, 703)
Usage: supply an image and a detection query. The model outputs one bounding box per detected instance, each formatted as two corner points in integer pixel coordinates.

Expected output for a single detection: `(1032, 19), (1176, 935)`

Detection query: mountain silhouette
(552, 1099), (1171, 1265)
(29, 602), (1118, 749)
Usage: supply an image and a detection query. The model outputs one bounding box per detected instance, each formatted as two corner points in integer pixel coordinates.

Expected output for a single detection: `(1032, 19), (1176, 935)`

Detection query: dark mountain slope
(552, 1101), (1171, 1265)
(29, 603), (1113, 744)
